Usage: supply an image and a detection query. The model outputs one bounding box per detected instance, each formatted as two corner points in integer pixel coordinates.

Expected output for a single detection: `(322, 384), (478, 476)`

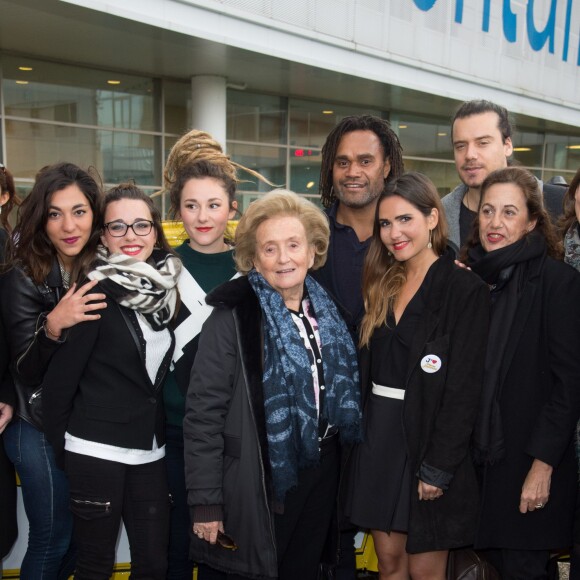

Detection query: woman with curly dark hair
(1, 162), (106, 578)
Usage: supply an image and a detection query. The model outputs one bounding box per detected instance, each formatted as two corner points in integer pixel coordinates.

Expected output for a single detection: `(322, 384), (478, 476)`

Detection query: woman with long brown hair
(0, 162), (19, 573)
(347, 172), (489, 580)
(1, 162), (106, 578)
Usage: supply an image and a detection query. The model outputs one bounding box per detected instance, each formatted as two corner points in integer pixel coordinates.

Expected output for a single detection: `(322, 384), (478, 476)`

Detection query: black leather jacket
(0, 260), (65, 428)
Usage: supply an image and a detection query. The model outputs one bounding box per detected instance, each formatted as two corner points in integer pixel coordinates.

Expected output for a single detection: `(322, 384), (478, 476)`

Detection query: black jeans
(65, 452), (171, 580)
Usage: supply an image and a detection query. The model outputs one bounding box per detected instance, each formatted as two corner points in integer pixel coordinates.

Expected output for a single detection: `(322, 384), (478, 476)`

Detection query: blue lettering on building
(413, 0), (577, 65)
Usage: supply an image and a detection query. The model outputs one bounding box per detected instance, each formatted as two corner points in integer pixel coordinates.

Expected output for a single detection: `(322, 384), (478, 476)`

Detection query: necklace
(59, 261), (71, 290)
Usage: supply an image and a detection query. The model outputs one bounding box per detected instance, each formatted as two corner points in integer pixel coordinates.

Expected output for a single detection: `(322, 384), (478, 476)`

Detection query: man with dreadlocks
(313, 115), (404, 334)
(312, 116), (403, 579)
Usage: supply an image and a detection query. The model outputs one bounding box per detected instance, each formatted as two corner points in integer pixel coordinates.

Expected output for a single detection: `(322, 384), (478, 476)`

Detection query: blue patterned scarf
(247, 269), (362, 502)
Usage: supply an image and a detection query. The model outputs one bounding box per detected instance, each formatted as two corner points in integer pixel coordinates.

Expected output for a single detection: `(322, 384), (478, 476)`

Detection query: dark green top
(164, 241), (237, 427)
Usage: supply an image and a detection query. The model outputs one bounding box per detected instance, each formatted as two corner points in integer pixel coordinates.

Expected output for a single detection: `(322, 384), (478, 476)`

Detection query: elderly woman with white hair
(183, 190), (362, 580)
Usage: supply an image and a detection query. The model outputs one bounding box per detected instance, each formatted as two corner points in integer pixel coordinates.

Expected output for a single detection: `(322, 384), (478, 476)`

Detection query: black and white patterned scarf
(89, 246), (182, 330)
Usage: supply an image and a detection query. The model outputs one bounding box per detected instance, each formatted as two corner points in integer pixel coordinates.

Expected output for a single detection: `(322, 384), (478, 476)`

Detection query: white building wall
(61, 0), (580, 126)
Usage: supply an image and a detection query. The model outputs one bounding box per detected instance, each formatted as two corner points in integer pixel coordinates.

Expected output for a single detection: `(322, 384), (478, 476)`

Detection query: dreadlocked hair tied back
(163, 129), (274, 194)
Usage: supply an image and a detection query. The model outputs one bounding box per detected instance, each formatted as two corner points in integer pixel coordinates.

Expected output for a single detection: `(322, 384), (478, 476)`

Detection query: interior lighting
(437, 132), (447, 137)
(398, 124), (408, 129)
(306, 181), (315, 189)
(107, 80), (121, 85)
(322, 110), (334, 115)
(513, 147), (532, 152)
(18, 66), (33, 71)
(15, 80), (28, 85)
(566, 145), (580, 150)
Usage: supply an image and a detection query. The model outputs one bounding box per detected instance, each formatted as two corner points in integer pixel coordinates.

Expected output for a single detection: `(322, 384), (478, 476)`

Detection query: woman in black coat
(1, 162), (105, 579)
(463, 166), (580, 579)
(183, 190), (362, 580)
(347, 172), (489, 580)
(0, 163), (18, 567)
(43, 183), (181, 579)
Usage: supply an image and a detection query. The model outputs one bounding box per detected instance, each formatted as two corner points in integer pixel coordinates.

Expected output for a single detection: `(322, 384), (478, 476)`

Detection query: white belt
(372, 382), (405, 400)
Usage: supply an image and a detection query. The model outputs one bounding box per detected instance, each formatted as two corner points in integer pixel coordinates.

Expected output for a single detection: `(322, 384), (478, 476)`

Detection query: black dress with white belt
(347, 271), (432, 533)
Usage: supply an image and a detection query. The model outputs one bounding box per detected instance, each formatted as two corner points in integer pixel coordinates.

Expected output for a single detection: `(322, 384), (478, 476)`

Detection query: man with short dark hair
(314, 115), (404, 332)
(442, 100), (514, 251)
(443, 100), (564, 251)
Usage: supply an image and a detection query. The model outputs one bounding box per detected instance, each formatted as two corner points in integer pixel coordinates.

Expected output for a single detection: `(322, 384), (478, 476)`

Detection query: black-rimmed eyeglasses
(104, 220), (154, 237)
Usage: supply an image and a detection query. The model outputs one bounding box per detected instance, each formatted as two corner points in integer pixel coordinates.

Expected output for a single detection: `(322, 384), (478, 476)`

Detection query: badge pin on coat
(421, 355), (441, 373)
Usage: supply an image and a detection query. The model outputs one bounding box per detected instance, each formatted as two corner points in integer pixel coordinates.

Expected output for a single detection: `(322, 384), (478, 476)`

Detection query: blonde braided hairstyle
(163, 129), (272, 193)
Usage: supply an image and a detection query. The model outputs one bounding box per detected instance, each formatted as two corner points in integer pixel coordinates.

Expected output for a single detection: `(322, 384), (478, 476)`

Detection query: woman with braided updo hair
(162, 129), (272, 580)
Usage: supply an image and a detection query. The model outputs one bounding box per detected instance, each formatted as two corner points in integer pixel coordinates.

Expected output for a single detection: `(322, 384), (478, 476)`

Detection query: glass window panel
(289, 147), (322, 195)
(6, 120), (161, 185)
(289, 99), (382, 148)
(228, 143), (286, 193)
(2, 56), (157, 131)
(164, 135), (180, 163)
(511, 129), (544, 168)
(402, 159), (458, 198)
(164, 81), (190, 135)
(392, 113), (452, 160)
(544, 134), (580, 171)
(227, 91), (287, 144)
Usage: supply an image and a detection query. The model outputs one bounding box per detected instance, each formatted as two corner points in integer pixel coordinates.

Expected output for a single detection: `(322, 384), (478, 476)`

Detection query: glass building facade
(2, 53), (580, 216)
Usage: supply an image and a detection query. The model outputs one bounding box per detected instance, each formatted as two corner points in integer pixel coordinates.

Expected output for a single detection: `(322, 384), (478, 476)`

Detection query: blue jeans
(3, 419), (76, 580)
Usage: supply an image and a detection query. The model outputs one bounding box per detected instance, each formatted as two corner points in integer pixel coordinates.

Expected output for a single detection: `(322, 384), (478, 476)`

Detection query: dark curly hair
(8, 162), (103, 284)
(319, 115), (404, 208)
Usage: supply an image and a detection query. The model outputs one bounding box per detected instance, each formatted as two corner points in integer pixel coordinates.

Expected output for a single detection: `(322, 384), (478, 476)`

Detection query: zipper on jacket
(28, 388), (42, 404)
(233, 310), (278, 569)
(71, 498), (111, 512)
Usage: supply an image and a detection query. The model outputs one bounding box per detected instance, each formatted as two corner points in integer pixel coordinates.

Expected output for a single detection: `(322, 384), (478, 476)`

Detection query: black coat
(184, 277), (279, 579)
(359, 251), (490, 553)
(42, 292), (174, 469)
(476, 255), (580, 550)
(0, 311), (17, 558)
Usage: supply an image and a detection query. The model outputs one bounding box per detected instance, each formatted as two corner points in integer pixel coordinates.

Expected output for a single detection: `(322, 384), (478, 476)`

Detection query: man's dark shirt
(459, 202), (477, 248)
(312, 202), (370, 335)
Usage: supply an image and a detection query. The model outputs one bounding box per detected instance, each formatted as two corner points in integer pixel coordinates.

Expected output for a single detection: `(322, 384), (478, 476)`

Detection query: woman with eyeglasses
(42, 183), (181, 579)
(1, 162), (106, 579)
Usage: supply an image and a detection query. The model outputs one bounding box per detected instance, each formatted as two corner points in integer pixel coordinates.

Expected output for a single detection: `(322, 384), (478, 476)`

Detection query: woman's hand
(44, 280), (107, 340)
(0, 402), (13, 433)
(193, 520), (224, 544)
(454, 259), (471, 271)
(519, 458), (552, 513)
(418, 480), (443, 500)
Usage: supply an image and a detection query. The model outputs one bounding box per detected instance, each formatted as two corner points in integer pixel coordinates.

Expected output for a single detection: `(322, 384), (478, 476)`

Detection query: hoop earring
(427, 229), (432, 249)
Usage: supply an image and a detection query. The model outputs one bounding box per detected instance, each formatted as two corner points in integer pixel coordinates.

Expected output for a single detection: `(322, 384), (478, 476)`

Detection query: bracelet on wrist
(44, 319), (61, 339)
